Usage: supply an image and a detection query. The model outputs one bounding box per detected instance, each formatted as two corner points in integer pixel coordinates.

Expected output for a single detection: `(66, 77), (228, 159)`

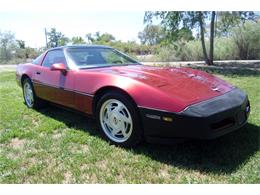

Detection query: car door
(34, 49), (75, 108)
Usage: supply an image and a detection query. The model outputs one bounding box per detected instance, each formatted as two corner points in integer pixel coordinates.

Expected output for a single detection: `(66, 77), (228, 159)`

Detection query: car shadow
(134, 122), (259, 174)
(37, 104), (260, 174)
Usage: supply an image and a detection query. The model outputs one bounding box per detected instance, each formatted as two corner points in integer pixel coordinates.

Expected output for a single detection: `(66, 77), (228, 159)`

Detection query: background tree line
(144, 11), (259, 64)
(0, 11), (259, 64)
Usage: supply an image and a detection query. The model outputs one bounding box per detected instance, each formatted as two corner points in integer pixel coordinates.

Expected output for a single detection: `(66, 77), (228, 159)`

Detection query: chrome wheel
(99, 99), (133, 143)
(23, 82), (34, 107)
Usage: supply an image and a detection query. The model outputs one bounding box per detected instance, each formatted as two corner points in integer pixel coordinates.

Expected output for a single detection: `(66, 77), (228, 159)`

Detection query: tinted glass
(42, 50), (67, 68)
(66, 48), (139, 68)
(32, 53), (45, 65)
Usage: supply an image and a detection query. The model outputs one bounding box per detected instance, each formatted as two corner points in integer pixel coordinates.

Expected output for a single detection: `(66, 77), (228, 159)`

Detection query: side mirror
(50, 63), (67, 74)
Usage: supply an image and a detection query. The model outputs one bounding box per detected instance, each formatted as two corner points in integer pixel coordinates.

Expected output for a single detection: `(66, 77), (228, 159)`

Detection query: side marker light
(162, 116), (173, 122)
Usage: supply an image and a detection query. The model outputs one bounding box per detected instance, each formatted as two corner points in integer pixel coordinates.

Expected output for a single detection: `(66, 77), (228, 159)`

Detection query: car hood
(98, 65), (234, 107)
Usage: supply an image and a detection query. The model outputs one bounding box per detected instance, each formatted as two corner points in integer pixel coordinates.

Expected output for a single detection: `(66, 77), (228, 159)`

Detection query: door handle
(36, 72), (41, 75)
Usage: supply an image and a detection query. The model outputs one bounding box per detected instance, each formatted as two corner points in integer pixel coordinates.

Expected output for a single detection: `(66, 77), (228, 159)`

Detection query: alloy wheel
(99, 99), (133, 143)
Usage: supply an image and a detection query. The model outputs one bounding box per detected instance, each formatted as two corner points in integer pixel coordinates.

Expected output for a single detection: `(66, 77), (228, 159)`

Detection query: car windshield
(66, 47), (140, 68)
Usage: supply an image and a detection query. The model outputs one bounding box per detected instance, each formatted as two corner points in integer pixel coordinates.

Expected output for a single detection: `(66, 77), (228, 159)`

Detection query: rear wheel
(96, 92), (143, 147)
(22, 78), (45, 109)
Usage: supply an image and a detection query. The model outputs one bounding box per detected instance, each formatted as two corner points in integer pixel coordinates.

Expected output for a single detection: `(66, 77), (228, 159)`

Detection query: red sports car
(16, 45), (250, 146)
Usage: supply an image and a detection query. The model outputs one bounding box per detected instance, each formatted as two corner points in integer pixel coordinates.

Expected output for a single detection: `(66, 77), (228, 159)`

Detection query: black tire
(22, 78), (45, 109)
(96, 91), (143, 147)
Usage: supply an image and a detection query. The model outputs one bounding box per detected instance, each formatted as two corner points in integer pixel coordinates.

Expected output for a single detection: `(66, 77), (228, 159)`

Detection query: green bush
(152, 20), (260, 62)
(214, 37), (237, 60)
(154, 44), (179, 61)
(154, 41), (205, 61)
(181, 40), (204, 61)
(160, 38), (238, 61)
(232, 21), (260, 60)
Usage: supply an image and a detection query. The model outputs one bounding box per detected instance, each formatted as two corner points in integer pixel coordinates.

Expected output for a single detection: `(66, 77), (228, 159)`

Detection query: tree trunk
(209, 11), (216, 65)
(198, 12), (210, 65)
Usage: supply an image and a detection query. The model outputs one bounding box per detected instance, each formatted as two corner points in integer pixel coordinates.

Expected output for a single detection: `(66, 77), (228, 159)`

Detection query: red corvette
(16, 45), (250, 146)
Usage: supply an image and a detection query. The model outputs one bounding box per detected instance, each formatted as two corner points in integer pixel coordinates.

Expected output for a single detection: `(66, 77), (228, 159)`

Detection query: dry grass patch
(9, 138), (26, 149)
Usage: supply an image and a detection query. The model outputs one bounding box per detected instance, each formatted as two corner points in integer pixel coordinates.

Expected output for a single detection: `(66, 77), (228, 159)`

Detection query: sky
(0, 11), (146, 48)
(0, 0), (259, 48)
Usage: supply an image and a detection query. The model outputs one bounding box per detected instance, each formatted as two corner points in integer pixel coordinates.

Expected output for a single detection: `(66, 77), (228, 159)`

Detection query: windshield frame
(64, 47), (142, 70)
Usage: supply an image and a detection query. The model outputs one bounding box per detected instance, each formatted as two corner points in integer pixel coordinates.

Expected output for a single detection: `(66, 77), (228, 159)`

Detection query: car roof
(47, 44), (112, 51)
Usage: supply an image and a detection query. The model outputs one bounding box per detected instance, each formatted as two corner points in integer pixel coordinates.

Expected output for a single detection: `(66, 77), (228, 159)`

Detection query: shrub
(214, 37), (238, 60)
(180, 40), (204, 61)
(152, 20), (260, 62)
(154, 44), (179, 62)
(232, 21), (260, 60)
(154, 41), (205, 62)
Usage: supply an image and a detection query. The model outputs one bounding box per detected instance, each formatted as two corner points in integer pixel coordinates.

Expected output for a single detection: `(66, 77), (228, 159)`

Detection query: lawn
(0, 69), (259, 183)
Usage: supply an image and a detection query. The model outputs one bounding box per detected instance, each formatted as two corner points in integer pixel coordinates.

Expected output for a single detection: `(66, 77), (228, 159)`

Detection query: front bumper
(139, 88), (250, 144)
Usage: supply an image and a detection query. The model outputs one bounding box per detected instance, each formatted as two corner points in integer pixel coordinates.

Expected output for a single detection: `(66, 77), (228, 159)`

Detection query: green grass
(0, 70), (259, 183)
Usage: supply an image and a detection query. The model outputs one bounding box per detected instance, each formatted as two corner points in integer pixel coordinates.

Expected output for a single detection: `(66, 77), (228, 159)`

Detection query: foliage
(231, 20), (260, 60)
(0, 31), (17, 62)
(15, 47), (40, 60)
(86, 32), (115, 44)
(71, 36), (86, 44)
(16, 40), (25, 49)
(179, 38), (237, 61)
(84, 32), (156, 57)
(216, 11), (256, 37)
(180, 40), (205, 61)
(144, 11), (200, 41)
(86, 33), (94, 43)
(129, 19), (260, 61)
(213, 38), (237, 60)
(154, 19), (260, 62)
(144, 11), (257, 64)
(144, 11), (217, 64)
(154, 44), (179, 61)
(47, 28), (69, 48)
(138, 25), (166, 45)
(0, 30), (41, 64)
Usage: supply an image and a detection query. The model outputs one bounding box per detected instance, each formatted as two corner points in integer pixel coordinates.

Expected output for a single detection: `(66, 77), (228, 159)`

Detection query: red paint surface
(17, 63), (234, 114)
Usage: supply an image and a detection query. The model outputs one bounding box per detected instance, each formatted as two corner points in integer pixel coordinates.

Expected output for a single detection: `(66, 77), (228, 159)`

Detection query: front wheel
(22, 78), (44, 109)
(96, 92), (143, 147)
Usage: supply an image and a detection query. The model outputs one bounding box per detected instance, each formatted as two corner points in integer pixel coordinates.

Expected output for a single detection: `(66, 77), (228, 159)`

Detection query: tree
(197, 12), (211, 64)
(138, 25), (166, 45)
(85, 32), (115, 44)
(232, 20), (260, 59)
(144, 11), (216, 64)
(47, 28), (69, 48)
(209, 11), (216, 65)
(58, 37), (69, 46)
(16, 40), (25, 49)
(86, 33), (94, 43)
(71, 36), (86, 44)
(216, 11), (256, 37)
(95, 32), (115, 43)
(144, 11), (256, 65)
(0, 30), (17, 62)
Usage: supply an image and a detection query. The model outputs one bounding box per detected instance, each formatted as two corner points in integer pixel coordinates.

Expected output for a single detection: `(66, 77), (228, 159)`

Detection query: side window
(42, 50), (67, 68)
(32, 53), (45, 65)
